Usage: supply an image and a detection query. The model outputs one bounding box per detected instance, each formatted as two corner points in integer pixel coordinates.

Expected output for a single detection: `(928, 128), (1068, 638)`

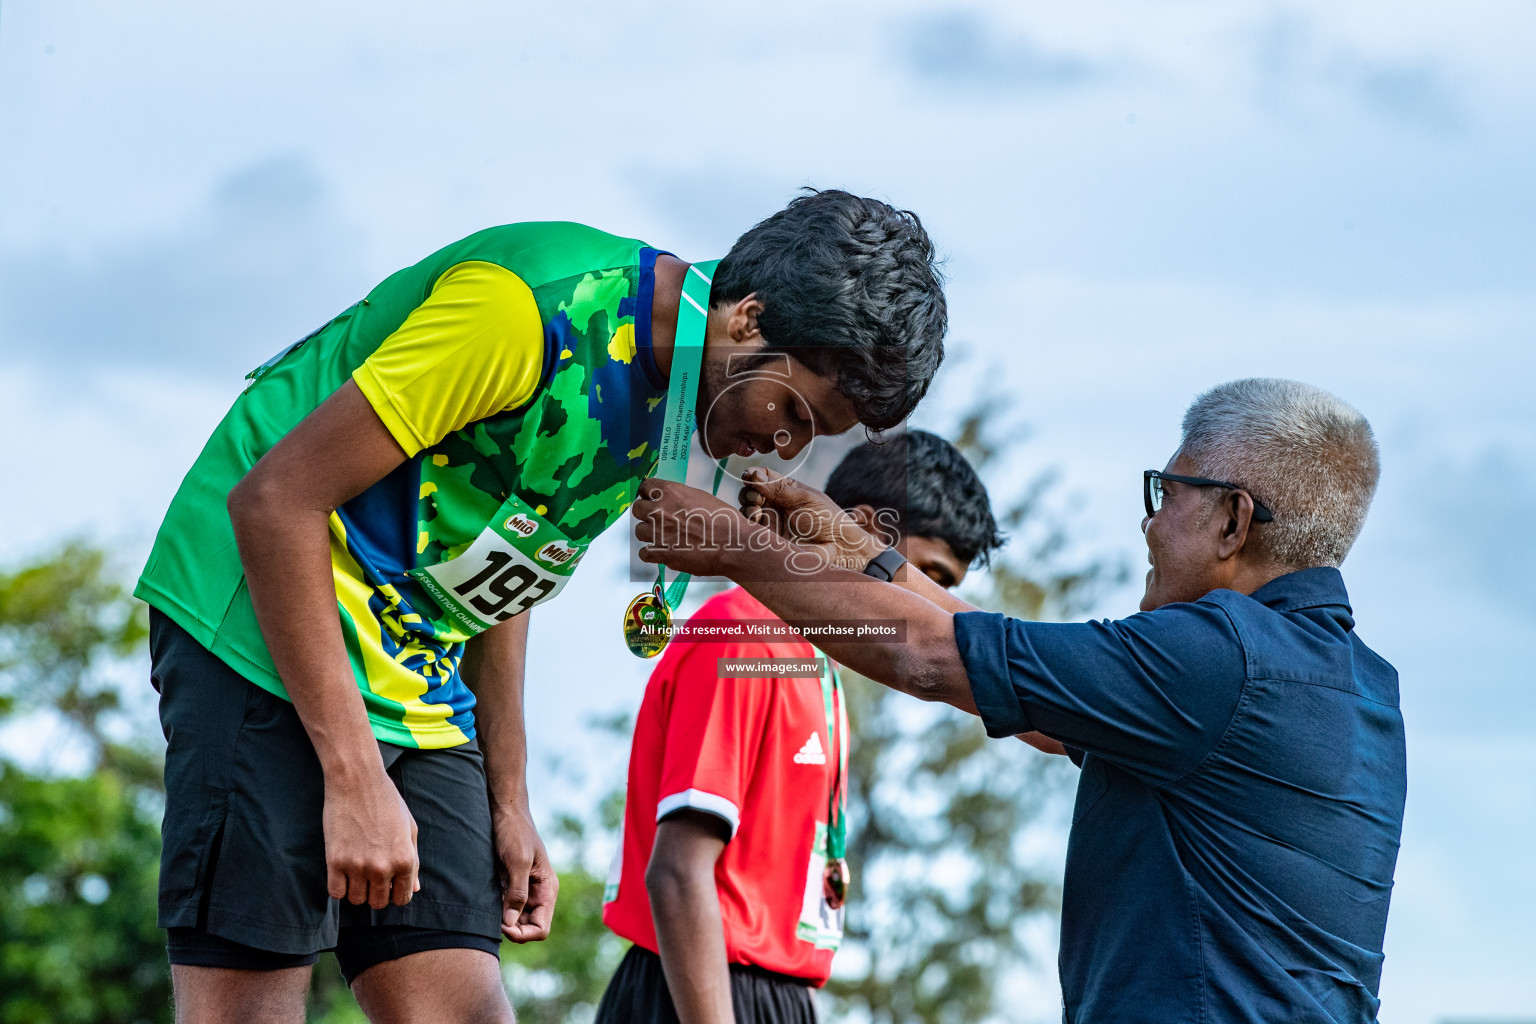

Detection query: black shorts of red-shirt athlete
(596, 946), (817, 1024)
(150, 610), (502, 983)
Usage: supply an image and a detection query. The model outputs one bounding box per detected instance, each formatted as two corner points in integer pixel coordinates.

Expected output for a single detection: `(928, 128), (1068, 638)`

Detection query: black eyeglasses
(1144, 470), (1274, 522)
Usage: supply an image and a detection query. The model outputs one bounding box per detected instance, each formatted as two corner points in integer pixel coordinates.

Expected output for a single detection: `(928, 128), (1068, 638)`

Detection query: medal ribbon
(651, 259), (725, 612)
(818, 654), (848, 861)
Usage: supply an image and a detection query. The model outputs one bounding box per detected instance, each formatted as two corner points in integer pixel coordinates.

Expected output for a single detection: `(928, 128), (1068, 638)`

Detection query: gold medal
(623, 583), (673, 659)
(822, 857), (851, 910)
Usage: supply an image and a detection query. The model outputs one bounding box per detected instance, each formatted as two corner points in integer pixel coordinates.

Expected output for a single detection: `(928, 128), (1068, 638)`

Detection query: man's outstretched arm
(647, 812), (735, 1024)
(632, 479), (976, 714)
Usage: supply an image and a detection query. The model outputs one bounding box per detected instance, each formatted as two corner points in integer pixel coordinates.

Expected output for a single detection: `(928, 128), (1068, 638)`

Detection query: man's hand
(323, 769), (419, 909)
(636, 479), (975, 712)
(632, 478), (756, 578)
(738, 468), (885, 572)
(494, 806), (559, 942)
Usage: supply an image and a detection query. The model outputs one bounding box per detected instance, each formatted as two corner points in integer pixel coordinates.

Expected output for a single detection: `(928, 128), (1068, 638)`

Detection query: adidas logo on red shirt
(793, 732), (826, 765)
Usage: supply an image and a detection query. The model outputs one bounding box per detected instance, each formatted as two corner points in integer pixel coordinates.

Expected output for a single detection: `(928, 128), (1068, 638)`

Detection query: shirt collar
(634, 247), (669, 391)
(1247, 566), (1353, 622)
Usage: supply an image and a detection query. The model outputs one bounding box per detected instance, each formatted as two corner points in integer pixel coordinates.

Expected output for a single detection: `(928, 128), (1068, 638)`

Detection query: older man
(633, 379), (1406, 1023)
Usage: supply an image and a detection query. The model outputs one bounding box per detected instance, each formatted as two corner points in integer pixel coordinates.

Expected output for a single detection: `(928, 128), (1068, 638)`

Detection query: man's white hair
(1179, 378), (1380, 569)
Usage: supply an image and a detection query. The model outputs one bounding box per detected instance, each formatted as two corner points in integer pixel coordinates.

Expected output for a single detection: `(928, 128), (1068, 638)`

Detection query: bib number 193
(410, 525), (577, 636)
(450, 549), (555, 621)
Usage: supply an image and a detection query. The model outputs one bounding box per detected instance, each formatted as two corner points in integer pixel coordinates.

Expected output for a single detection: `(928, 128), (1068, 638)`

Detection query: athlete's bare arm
(648, 811), (735, 1024)
(461, 612), (559, 942)
(227, 379), (419, 909)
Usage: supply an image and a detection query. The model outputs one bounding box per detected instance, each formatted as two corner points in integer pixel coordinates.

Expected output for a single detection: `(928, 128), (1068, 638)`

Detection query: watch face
(865, 547), (903, 581)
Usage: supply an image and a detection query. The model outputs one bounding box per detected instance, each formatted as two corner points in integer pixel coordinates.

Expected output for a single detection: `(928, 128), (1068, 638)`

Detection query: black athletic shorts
(151, 610), (503, 981)
(594, 945), (818, 1024)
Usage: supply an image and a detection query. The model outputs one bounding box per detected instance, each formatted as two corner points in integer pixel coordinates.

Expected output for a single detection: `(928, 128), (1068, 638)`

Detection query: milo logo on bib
(536, 541), (579, 566)
(409, 494), (587, 637)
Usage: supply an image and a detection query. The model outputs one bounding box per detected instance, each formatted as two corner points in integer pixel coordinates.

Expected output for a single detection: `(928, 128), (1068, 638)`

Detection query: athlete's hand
(323, 769), (419, 909)
(631, 478), (748, 578)
(738, 468), (885, 571)
(495, 807), (559, 943)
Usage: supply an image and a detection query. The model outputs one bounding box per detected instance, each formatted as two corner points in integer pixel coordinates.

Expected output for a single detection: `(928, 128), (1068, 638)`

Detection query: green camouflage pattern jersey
(137, 223), (672, 747)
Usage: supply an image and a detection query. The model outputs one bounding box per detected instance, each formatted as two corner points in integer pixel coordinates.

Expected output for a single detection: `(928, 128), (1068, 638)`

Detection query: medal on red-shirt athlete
(819, 658), (852, 909)
(623, 259), (726, 659)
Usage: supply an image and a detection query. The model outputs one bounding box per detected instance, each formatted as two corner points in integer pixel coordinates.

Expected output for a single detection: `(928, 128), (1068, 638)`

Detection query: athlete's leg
(171, 964), (312, 1024)
(336, 743), (508, 1023)
(335, 742), (507, 1023)
(351, 947), (514, 1024)
(155, 610), (339, 1023)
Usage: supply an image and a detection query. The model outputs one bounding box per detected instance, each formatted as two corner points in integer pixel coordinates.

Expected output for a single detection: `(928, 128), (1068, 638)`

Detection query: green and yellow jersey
(137, 222), (673, 748)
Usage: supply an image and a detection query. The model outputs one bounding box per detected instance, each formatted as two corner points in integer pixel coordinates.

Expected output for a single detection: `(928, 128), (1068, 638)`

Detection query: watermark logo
(700, 352), (819, 485)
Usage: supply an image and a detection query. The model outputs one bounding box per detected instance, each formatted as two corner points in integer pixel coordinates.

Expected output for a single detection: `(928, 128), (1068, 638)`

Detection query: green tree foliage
(0, 543), (170, 1023)
(822, 404), (1128, 1024)
(0, 542), (625, 1024)
(0, 542), (155, 785)
(0, 766), (168, 1024)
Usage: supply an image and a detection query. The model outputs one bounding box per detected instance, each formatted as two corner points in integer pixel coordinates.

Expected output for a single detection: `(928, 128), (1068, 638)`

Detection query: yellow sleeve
(352, 260), (545, 457)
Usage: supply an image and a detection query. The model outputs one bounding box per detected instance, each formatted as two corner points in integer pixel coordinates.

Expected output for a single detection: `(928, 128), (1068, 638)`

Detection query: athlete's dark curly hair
(711, 189), (947, 432)
(824, 430), (1004, 568)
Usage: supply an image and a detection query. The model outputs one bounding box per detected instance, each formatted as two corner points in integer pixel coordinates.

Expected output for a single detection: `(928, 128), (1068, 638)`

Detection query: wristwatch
(861, 546), (908, 582)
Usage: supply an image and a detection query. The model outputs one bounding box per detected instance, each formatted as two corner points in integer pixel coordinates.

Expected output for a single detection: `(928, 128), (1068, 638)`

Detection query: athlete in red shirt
(598, 431), (1003, 1024)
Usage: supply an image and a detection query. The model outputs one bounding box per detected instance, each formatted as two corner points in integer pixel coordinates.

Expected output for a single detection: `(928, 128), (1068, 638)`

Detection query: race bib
(408, 493), (586, 635)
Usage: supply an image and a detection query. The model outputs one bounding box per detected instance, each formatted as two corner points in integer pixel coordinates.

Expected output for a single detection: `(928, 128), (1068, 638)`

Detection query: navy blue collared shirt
(956, 568), (1406, 1024)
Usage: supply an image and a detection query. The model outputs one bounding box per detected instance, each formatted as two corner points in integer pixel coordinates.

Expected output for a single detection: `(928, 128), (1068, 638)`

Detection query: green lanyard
(818, 654), (848, 860)
(651, 258), (724, 612)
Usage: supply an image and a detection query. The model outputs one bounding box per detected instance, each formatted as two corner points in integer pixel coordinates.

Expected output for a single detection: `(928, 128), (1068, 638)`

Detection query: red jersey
(603, 586), (848, 985)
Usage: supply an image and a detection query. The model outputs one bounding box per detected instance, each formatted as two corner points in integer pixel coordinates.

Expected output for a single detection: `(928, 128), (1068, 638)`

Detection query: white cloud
(2, 155), (362, 378)
(0, 365), (235, 561)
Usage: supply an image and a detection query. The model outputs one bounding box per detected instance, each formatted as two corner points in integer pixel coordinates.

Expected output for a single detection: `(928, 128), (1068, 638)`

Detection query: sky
(2, 1), (1534, 1021)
